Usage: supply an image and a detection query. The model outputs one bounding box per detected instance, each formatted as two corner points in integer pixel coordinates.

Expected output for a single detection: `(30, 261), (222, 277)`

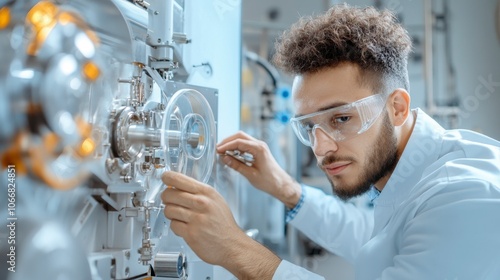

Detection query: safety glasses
(290, 93), (387, 147)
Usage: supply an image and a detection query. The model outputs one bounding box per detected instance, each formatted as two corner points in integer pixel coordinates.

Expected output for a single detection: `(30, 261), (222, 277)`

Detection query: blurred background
(242, 1), (500, 277)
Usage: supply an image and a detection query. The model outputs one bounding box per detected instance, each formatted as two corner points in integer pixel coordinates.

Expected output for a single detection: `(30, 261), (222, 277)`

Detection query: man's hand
(217, 131), (302, 208)
(161, 171), (281, 279)
(161, 171), (243, 265)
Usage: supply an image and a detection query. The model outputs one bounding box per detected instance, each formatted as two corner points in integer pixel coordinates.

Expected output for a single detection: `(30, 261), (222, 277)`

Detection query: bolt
(125, 250), (130, 260)
(118, 214), (123, 222)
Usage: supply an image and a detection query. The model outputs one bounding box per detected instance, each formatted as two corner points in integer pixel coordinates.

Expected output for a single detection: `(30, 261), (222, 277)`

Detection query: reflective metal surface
(0, 1), (231, 279)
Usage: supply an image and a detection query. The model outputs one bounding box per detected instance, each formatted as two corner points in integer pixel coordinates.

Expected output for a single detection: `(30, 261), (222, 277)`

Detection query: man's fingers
(164, 204), (191, 223)
(216, 138), (261, 157)
(162, 188), (203, 210)
(161, 171), (207, 194)
(221, 154), (253, 176)
(169, 219), (188, 238)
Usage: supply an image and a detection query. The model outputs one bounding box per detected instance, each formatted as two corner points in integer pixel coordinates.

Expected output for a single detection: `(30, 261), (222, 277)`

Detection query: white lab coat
(273, 108), (500, 280)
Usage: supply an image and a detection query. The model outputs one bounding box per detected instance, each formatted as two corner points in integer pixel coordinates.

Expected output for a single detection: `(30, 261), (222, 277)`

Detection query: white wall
(185, 0), (242, 143)
(448, 0), (500, 139)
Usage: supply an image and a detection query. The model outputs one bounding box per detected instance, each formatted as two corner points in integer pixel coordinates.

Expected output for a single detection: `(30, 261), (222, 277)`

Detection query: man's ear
(388, 89), (411, 126)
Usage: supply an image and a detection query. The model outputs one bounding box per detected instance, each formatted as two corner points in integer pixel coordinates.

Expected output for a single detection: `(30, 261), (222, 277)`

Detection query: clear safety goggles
(290, 93), (387, 147)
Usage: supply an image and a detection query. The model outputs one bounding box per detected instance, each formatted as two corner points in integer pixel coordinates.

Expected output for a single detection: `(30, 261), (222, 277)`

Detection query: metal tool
(225, 150), (255, 166)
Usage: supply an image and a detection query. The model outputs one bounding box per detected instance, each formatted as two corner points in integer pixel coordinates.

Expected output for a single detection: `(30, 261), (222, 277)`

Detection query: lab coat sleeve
(289, 186), (374, 263)
(272, 260), (325, 280)
(374, 179), (500, 279)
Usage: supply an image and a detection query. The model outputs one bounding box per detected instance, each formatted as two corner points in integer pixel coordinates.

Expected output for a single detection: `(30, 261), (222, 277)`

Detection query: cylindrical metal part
(147, 111), (156, 128)
(148, 0), (174, 61)
(136, 80), (145, 105)
(154, 252), (187, 278)
(128, 124), (162, 146)
(127, 125), (200, 148)
(183, 130), (201, 148)
(112, 107), (144, 163)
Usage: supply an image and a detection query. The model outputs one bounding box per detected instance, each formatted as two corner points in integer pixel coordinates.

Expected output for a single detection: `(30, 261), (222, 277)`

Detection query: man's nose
(311, 126), (339, 156)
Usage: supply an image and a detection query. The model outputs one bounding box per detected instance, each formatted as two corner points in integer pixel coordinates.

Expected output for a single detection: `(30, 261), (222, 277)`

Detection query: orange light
(83, 61), (100, 81)
(75, 116), (92, 137)
(27, 24), (55, 55)
(30, 145), (89, 191)
(58, 11), (75, 25)
(0, 7), (11, 29)
(26, 1), (58, 55)
(43, 132), (60, 154)
(26, 2), (100, 55)
(84, 29), (100, 45)
(77, 137), (95, 158)
(74, 116), (95, 158)
(27, 1), (57, 28)
(1, 132), (28, 175)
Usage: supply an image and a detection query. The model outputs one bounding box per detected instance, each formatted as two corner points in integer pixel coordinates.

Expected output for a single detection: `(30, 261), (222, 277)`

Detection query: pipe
(423, 0), (435, 112)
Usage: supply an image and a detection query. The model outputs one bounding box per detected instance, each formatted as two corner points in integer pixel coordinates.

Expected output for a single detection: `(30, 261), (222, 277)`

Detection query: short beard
(323, 112), (399, 201)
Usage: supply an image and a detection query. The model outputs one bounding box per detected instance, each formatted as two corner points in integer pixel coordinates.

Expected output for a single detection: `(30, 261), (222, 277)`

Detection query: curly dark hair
(273, 4), (412, 93)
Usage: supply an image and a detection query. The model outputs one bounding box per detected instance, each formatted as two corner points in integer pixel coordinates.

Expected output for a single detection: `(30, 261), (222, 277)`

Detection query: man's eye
(332, 116), (351, 124)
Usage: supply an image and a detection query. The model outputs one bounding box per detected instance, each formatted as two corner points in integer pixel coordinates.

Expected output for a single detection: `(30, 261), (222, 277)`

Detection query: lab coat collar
(371, 108), (445, 232)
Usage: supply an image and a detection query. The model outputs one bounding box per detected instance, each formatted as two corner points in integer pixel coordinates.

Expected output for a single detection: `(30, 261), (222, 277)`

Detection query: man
(161, 4), (500, 279)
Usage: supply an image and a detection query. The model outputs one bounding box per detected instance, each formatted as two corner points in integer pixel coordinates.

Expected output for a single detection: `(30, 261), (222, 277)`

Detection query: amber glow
(83, 61), (100, 81)
(75, 117), (92, 137)
(77, 137), (95, 157)
(26, 2), (99, 56)
(74, 117), (95, 158)
(1, 132), (28, 174)
(0, 7), (11, 29)
(31, 145), (88, 191)
(27, 1), (57, 27)
(26, 1), (58, 55)
(58, 11), (76, 25)
(43, 132), (59, 153)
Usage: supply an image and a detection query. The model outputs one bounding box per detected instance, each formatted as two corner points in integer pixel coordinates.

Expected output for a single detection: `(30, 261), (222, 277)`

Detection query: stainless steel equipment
(0, 0), (229, 279)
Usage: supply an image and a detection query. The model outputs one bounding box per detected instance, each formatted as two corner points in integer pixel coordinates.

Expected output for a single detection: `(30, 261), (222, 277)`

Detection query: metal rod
(127, 125), (200, 148)
(423, 0), (435, 112)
